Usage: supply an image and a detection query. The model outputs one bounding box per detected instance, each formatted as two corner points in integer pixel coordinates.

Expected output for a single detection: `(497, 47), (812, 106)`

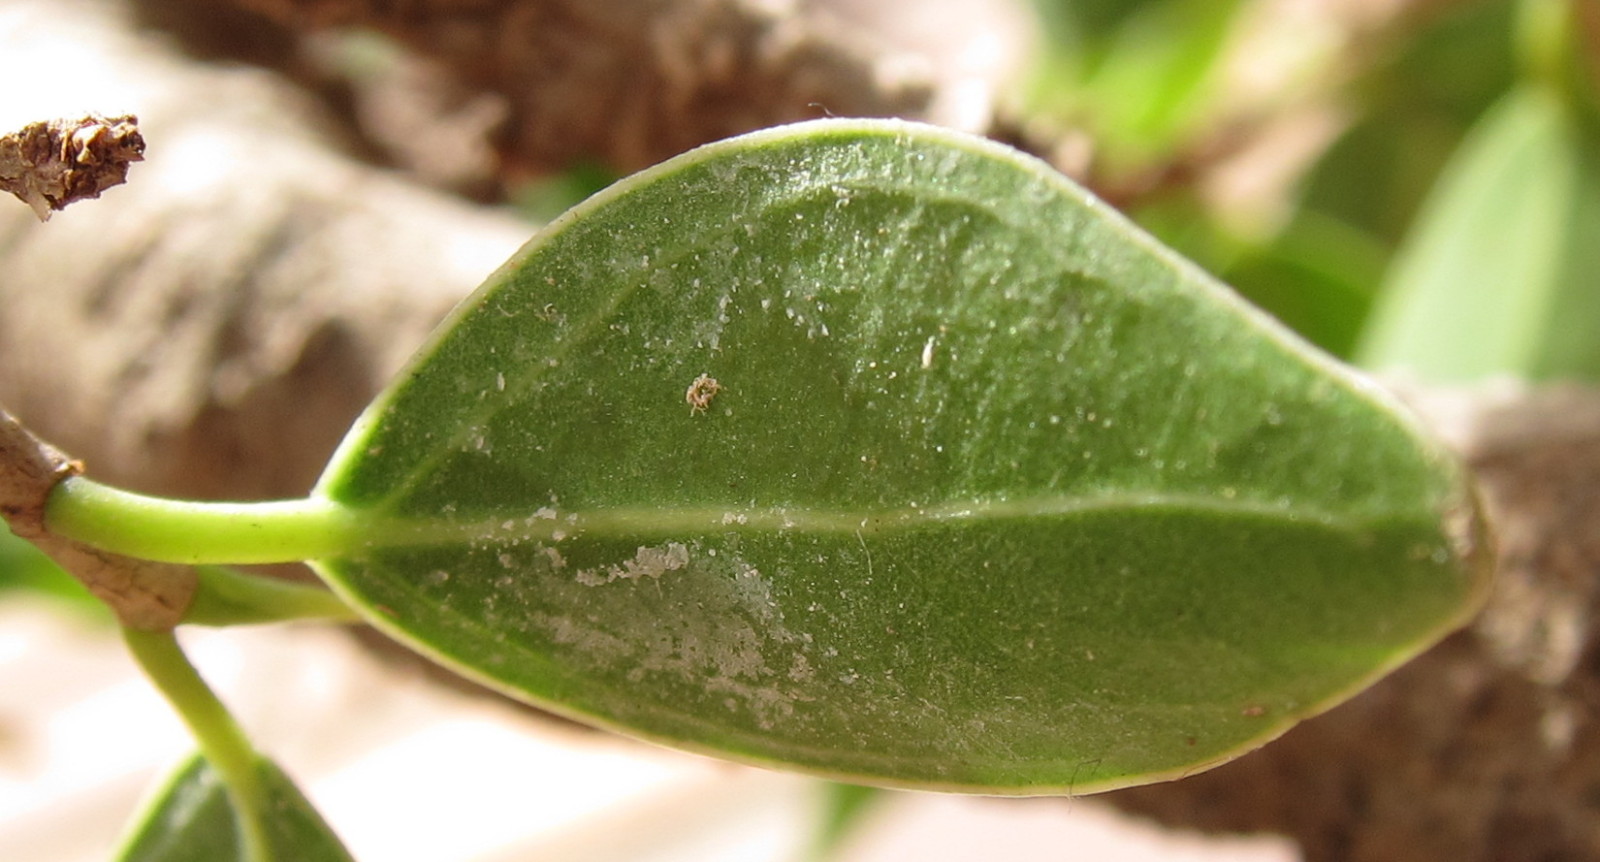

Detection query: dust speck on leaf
(686, 373), (722, 414)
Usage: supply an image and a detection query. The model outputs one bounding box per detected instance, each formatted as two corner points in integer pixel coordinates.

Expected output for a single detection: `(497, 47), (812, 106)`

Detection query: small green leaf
(313, 120), (1489, 793)
(115, 753), (354, 862)
(1357, 86), (1600, 381)
(806, 782), (884, 861)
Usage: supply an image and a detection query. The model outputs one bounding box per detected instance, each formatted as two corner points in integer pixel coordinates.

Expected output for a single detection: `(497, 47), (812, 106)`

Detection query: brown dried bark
(0, 409), (193, 629)
(0, 115), (144, 220)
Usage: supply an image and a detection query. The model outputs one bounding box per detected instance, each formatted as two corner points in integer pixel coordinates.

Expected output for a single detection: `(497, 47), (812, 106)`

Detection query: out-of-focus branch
(153, 0), (1031, 178)
(0, 0), (529, 501)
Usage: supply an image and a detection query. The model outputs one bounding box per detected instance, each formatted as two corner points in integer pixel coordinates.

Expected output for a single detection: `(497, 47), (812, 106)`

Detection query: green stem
(123, 627), (271, 862)
(1517, 0), (1575, 97)
(188, 566), (362, 627)
(46, 477), (364, 564)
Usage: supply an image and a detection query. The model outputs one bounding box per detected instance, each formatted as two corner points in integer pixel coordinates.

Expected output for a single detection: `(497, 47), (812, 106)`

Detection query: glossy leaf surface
(116, 753), (353, 862)
(314, 120), (1489, 793)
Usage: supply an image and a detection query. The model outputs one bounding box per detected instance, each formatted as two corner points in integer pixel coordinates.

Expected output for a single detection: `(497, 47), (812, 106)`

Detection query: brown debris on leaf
(0, 115), (145, 220)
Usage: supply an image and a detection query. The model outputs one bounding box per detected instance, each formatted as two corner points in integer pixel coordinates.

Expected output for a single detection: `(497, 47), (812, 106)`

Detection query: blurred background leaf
(1357, 83), (1600, 381)
(1357, 0), (1600, 382)
(1021, 0), (1600, 378)
(0, 522), (106, 618)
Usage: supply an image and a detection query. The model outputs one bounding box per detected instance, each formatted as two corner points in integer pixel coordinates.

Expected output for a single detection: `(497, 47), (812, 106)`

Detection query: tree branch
(0, 115), (144, 220)
(0, 408), (193, 628)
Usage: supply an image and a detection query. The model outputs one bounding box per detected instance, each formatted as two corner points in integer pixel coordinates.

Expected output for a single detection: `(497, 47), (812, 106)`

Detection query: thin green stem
(46, 477), (364, 564)
(123, 627), (271, 862)
(188, 566), (362, 627)
(1517, 0), (1576, 100)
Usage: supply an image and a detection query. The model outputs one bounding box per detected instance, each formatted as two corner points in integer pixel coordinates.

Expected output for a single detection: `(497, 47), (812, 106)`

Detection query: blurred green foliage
(1357, 83), (1600, 380)
(1025, 0), (1598, 378)
(512, 161), (619, 224)
(0, 522), (105, 617)
(1301, 0), (1518, 244)
(1030, 0), (1246, 172)
(804, 783), (882, 862)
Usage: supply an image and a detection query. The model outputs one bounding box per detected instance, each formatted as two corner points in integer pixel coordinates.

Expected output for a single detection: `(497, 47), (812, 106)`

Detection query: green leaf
(1298, 0), (1517, 244)
(115, 752), (354, 862)
(1357, 85), (1600, 381)
(1222, 212), (1387, 359)
(312, 119), (1490, 793)
(1029, 0), (1246, 168)
(806, 782), (884, 862)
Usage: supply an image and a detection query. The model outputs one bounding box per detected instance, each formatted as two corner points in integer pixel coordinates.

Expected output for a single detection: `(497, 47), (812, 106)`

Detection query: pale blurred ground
(0, 597), (1298, 862)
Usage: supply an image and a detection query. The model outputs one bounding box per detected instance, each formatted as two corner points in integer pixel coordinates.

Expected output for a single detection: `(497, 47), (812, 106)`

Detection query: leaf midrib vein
(352, 491), (1413, 553)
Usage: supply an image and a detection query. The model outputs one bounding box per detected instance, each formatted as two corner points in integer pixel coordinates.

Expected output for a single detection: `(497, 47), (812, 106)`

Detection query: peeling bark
(0, 409), (193, 629)
(0, 115), (144, 220)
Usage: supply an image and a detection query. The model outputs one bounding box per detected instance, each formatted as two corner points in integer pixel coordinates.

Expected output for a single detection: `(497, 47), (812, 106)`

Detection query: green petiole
(46, 477), (363, 565)
(188, 566), (361, 627)
(122, 628), (272, 862)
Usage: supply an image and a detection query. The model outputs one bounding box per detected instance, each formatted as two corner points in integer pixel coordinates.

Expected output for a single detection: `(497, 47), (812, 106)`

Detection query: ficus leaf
(115, 753), (353, 862)
(311, 119), (1490, 793)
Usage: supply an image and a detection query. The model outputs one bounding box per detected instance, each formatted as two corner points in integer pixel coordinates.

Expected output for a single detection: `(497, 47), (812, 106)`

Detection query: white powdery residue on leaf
(574, 542), (690, 586)
(524, 506), (559, 526)
(545, 616), (631, 656)
(530, 541), (832, 729)
(626, 543), (690, 578)
(573, 568), (608, 587)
